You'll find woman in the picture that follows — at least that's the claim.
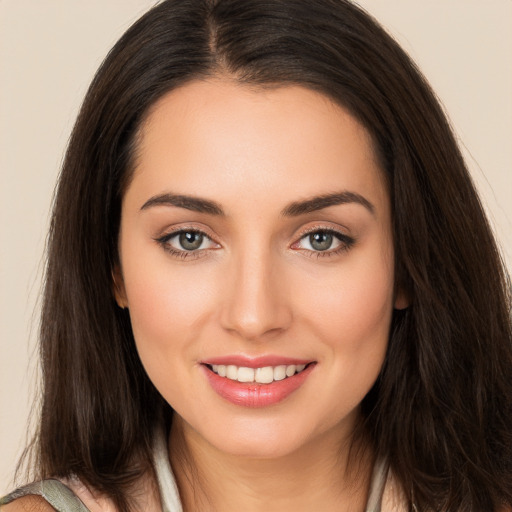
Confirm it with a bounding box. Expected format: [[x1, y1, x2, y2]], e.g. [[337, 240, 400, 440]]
[[2, 0, 511, 510]]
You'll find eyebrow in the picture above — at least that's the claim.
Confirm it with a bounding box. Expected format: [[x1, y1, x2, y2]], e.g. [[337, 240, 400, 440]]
[[141, 193, 224, 215], [140, 190, 375, 217], [281, 191, 375, 217]]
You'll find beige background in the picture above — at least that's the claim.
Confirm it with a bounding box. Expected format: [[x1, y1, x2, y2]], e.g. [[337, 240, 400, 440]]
[[1, 0, 511, 494]]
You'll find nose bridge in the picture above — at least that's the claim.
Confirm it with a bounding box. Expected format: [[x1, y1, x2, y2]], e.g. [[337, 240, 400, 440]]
[[220, 240, 291, 340]]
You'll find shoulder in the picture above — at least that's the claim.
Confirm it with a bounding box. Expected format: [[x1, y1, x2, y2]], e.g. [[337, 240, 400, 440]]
[[1, 478, 97, 512], [56, 476, 116, 512], [1, 495, 56, 512]]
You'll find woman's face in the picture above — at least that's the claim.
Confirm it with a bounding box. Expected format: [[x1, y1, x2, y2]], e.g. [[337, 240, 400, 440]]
[[116, 79, 403, 458]]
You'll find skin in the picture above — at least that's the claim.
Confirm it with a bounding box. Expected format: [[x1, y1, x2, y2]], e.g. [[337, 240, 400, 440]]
[[114, 78, 406, 511]]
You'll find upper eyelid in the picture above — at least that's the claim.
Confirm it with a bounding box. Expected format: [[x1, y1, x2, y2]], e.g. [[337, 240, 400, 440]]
[[294, 223, 351, 240], [156, 225, 218, 243]]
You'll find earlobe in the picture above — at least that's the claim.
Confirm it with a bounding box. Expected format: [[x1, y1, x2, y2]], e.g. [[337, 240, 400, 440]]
[[112, 265, 128, 309], [394, 287, 410, 310]]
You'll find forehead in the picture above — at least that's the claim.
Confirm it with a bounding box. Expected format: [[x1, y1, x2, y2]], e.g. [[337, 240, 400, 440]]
[[128, 79, 388, 214]]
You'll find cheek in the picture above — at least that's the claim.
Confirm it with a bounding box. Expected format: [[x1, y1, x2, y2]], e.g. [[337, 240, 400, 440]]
[[120, 241, 218, 361], [295, 251, 394, 345], [290, 251, 394, 419], [121, 258, 221, 408], [288, 241, 395, 416], [337, 269, 393, 343]]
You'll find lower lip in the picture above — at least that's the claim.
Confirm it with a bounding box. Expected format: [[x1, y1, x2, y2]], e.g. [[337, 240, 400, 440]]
[[202, 364, 315, 408]]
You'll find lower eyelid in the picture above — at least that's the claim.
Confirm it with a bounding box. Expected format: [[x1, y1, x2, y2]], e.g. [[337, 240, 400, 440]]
[[163, 247, 198, 259], [301, 238, 355, 259]]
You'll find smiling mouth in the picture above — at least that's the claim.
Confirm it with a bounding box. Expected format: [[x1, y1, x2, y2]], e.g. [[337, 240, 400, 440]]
[[205, 363, 312, 384]]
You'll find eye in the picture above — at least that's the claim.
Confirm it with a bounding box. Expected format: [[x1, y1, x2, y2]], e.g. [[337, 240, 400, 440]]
[[176, 231, 207, 251], [293, 229, 355, 256], [305, 231, 336, 251], [156, 229, 219, 256]]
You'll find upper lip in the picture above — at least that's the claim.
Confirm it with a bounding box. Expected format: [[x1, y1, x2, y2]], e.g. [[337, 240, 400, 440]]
[[201, 355, 314, 368]]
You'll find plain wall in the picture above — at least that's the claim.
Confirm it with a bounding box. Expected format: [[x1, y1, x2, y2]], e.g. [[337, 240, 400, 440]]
[[1, 0, 511, 494]]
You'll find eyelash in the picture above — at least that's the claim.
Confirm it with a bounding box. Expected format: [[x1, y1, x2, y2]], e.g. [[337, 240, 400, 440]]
[[155, 227, 355, 260], [155, 228, 217, 260], [292, 227, 356, 259]]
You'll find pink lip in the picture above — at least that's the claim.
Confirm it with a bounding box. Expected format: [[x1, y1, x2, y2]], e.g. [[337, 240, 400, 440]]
[[201, 359, 316, 408]]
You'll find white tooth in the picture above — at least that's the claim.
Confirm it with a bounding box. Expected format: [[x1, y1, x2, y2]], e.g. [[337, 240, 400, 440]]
[[217, 365, 226, 377], [212, 364, 219, 372], [226, 365, 238, 380], [296, 364, 306, 372], [255, 366, 274, 384], [273, 365, 287, 381], [285, 365, 296, 377], [237, 367, 255, 383]]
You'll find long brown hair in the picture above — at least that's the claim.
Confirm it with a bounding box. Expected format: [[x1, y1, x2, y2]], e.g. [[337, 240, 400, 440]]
[[29, 1, 512, 510]]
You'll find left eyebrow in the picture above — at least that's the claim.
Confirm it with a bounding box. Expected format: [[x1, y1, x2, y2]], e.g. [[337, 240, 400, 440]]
[[281, 191, 375, 217]]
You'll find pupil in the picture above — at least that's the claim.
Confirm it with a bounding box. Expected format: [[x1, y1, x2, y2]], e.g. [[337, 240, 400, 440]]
[[310, 232, 332, 251], [179, 232, 203, 250]]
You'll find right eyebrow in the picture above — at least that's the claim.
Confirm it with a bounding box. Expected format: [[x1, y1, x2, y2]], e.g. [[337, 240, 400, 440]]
[[140, 193, 225, 216]]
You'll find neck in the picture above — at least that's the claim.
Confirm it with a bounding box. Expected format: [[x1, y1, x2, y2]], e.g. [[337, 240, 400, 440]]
[[168, 414, 374, 512]]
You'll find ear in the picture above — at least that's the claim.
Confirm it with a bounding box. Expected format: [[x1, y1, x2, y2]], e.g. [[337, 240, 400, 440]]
[[394, 286, 410, 310], [112, 265, 128, 309]]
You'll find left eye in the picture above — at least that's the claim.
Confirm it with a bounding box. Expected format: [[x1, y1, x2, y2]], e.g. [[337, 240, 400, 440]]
[[295, 230, 349, 252], [160, 230, 216, 252]]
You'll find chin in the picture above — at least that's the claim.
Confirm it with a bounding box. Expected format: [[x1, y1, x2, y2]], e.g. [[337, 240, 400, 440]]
[[198, 410, 349, 461], [211, 430, 308, 460]]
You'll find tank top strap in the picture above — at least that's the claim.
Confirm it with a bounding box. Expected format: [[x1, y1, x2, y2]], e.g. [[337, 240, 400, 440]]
[[0, 479, 91, 511], [365, 457, 388, 512]]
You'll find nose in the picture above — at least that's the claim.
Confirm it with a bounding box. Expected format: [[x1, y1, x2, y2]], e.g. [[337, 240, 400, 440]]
[[220, 247, 292, 341]]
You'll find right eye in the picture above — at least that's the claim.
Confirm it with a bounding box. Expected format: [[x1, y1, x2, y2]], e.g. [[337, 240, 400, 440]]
[[156, 229, 219, 257]]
